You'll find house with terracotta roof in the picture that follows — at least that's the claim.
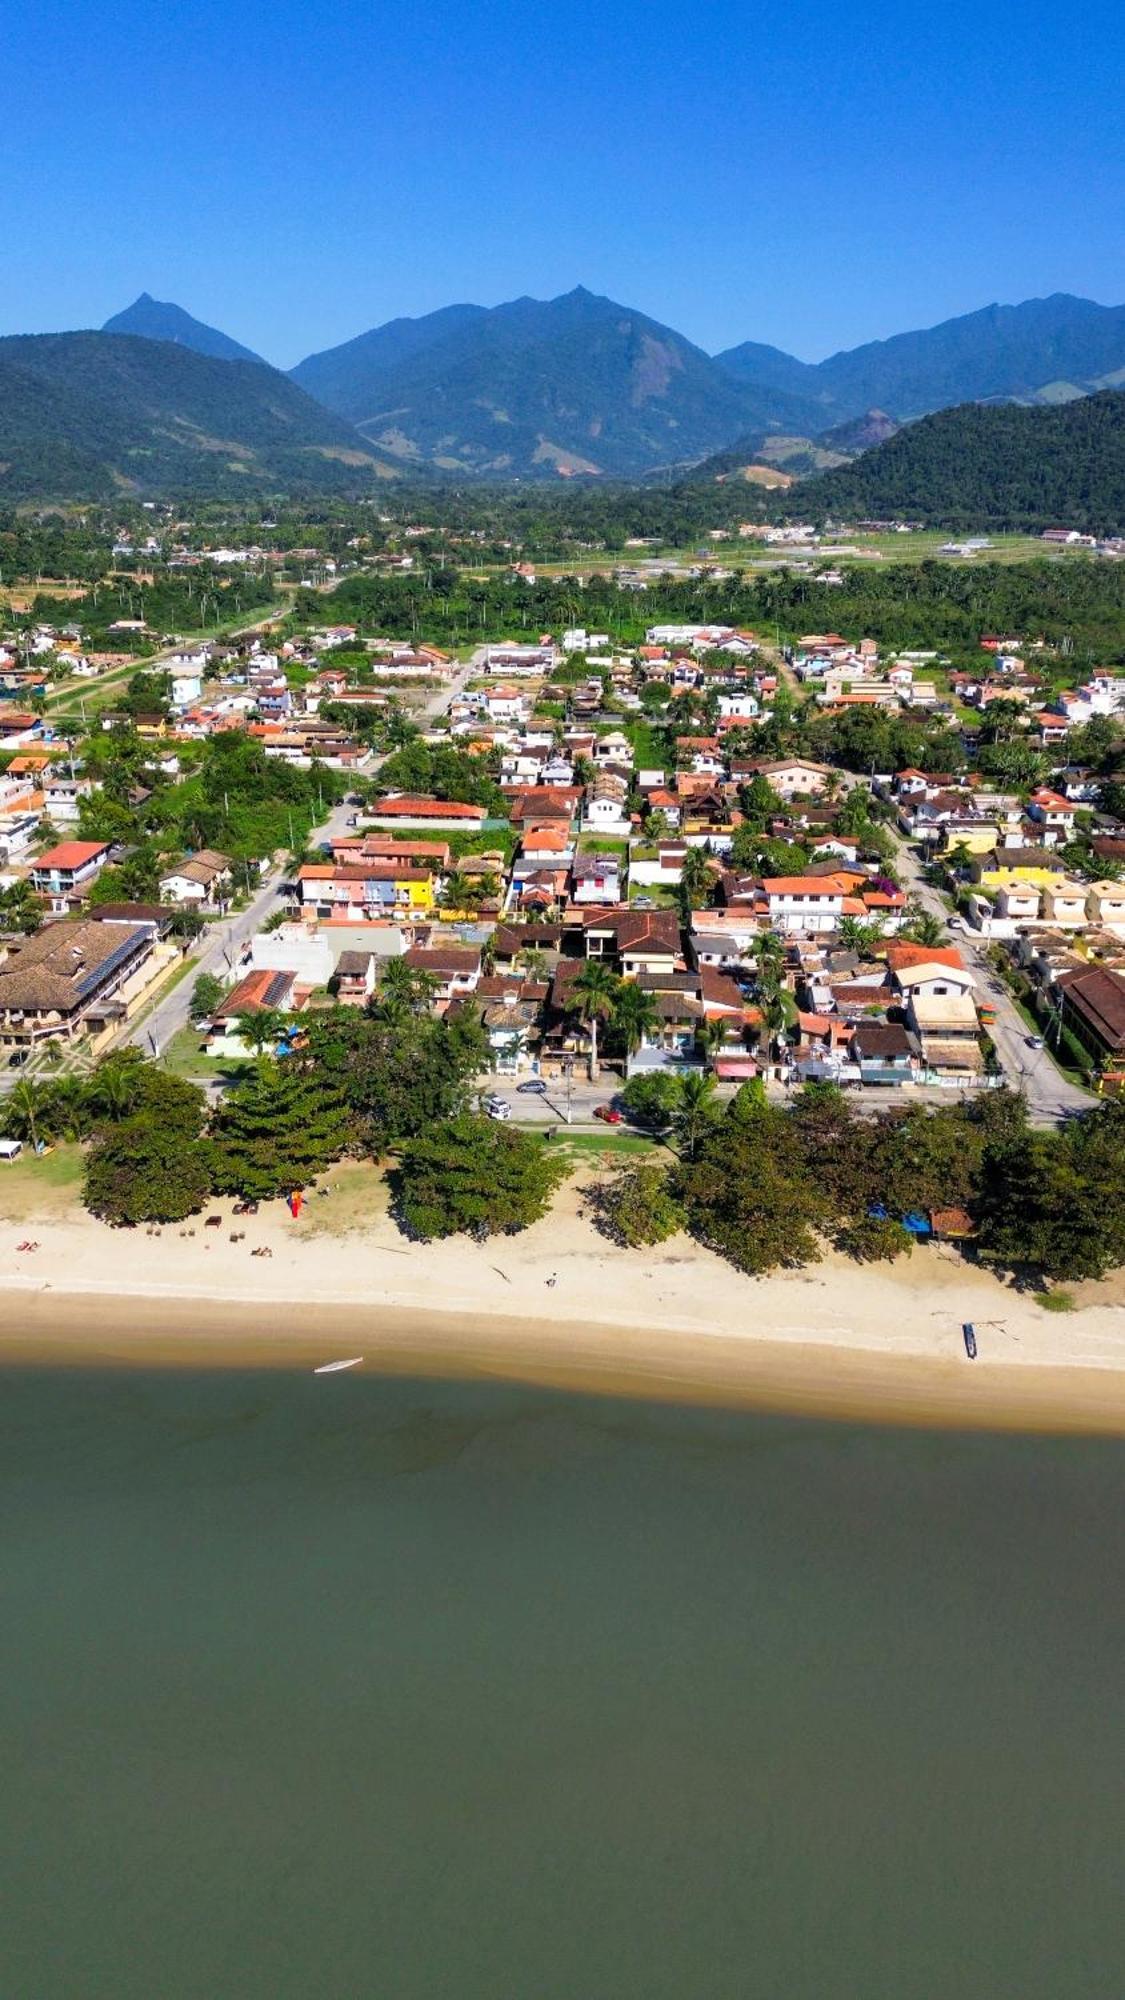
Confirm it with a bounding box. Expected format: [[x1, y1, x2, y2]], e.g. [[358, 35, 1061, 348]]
[[206, 968, 300, 1055], [885, 946, 982, 1075], [761, 872, 850, 935], [296, 861, 435, 918], [31, 839, 111, 908], [366, 795, 487, 828]]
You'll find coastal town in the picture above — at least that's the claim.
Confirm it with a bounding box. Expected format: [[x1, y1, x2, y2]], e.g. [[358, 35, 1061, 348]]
[[2, 509, 1125, 1316]]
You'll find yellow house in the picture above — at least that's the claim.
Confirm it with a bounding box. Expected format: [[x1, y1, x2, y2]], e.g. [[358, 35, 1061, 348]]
[[395, 871, 435, 913], [975, 850, 1064, 892], [941, 823, 999, 857]]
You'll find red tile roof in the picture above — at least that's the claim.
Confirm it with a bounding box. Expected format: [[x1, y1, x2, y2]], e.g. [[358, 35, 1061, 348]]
[[34, 840, 108, 869]]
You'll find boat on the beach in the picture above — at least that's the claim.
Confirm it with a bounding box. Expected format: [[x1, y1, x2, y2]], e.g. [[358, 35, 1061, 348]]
[[962, 1323, 978, 1361], [314, 1357, 365, 1374]]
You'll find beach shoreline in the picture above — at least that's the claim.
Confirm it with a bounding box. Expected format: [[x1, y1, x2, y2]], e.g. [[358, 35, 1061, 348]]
[[4, 1165, 1125, 1434], [5, 1276, 1125, 1438]]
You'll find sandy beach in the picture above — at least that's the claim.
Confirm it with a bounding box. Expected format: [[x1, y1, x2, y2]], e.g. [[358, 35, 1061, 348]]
[[4, 1162, 1125, 1433]]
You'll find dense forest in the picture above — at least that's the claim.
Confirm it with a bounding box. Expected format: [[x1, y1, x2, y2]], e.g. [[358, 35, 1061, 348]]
[[301, 556, 1125, 665], [790, 390, 1125, 533]]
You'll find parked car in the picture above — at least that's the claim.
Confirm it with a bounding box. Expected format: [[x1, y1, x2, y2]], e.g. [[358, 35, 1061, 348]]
[[517, 1078, 548, 1094], [593, 1104, 623, 1124], [1026, 1034, 1044, 1049], [485, 1097, 511, 1120]]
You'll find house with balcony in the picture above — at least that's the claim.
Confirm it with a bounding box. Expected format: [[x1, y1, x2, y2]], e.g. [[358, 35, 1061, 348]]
[[31, 839, 111, 910], [334, 949, 380, 1005], [760, 873, 848, 935], [576, 907, 681, 978], [402, 943, 482, 1010], [297, 862, 435, 920], [886, 944, 981, 1077], [0, 918, 155, 1051], [473, 975, 549, 1073]]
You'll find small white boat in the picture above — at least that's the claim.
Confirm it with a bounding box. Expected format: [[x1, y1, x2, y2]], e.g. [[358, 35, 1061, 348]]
[[314, 1356, 365, 1374]]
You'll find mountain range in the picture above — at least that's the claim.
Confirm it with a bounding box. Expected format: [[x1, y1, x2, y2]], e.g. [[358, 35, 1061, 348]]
[[0, 287, 1123, 499], [0, 334, 398, 502]]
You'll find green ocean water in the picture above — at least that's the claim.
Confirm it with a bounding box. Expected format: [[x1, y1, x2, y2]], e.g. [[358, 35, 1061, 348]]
[[2, 1368, 1123, 1999]]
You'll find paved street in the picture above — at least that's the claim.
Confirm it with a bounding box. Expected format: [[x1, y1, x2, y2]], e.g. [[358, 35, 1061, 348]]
[[122, 658, 476, 1060], [886, 825, 1092, 1125]]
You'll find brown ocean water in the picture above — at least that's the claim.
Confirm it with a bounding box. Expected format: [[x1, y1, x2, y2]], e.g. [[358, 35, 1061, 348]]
[[1, 1367, 1123, 1998]]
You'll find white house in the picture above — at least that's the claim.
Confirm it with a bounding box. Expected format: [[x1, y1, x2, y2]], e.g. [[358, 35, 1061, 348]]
[[761, 874, 846, 935], [159, 849, 234, 908]]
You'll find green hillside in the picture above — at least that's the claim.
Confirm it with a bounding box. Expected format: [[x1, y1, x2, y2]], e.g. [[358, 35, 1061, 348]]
[[0, 333, 399, 500], [793, 390, 1125, 532]]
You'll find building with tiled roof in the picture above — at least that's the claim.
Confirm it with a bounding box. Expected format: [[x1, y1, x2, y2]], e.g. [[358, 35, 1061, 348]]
[[0, 919, 154, 1050]]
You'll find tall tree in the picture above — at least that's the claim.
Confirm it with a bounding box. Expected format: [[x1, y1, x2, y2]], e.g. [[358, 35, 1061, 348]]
[[568, 960, 620, 1081], [396, 1115, 569, 1241]]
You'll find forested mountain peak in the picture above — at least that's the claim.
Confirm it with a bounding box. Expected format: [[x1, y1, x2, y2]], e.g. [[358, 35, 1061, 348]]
[[102, 295, 265, 366]]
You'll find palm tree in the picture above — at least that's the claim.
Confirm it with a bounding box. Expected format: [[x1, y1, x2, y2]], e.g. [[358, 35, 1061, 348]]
[[88, 1057, 143, 1123], [757, 987, 796, 1070], [5, 1077, 46, 1151], [838, 915, 885, 955], [611, 980, 661, 1057], [748, 931, 785, 986], [568, 959, 619, 1081], [41, 1075, 88, 1142], [373, 957, 438, 1020], [695, 1016, 729, 1068], [235, 1008, 283, 1067], [679, 845, 715, 913], [673, 1071, 719, 1161], [518, 946, 550, 983], [902, 909, 946, 949]]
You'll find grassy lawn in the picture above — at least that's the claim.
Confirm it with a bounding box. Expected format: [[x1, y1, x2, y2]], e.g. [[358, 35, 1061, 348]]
[[0, 1142, 85, 1220], [292, 1159, 391, 1237], [576, 835, 629, 856], [629, 883, 679, 906], [162, 1025, 252, 1086], [550, 1131, 657, 1157], [625, 720, 667, 767]]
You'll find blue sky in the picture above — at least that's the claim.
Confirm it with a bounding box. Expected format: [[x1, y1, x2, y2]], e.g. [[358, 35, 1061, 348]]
[[8, 0, 1124, 367]]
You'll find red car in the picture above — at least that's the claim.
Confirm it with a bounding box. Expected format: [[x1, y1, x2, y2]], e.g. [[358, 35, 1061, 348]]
[[593, 1104, 623, 1124]]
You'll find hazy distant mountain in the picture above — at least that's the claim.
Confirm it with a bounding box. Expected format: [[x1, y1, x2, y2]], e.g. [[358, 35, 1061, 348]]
[[0, 333, 400, 500], [715, 294, 1125, 425], [103, 293, 264, 365], [793, 389, 1125, 532], [289, 288, 815, 478], [292, 304, 488, 416]]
